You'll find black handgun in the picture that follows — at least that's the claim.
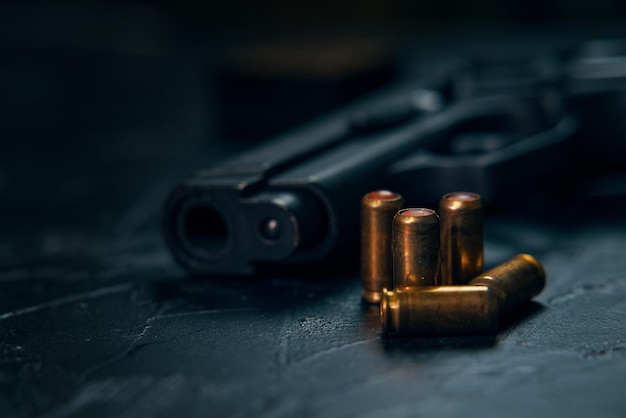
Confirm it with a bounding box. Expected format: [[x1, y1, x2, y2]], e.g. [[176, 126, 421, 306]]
[[162, 38, 626, 276]]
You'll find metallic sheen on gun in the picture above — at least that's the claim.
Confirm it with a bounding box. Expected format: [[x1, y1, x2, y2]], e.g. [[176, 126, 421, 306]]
[[162, 86, 574, 275]]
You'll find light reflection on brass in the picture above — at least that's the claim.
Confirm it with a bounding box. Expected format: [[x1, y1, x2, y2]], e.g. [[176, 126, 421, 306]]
[[380, 286, 499, 336], [469, 253, 546, 313], [439, 191, 483, 285], [361, 190, 404, 303], [381, 254, 546, 336], [392, 208, 440, 289]]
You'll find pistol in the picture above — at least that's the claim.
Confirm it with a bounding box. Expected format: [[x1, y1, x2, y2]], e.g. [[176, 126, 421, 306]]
[[162, 38, 626, 276]]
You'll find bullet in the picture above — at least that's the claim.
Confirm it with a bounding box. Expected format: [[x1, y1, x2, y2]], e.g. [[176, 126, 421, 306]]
[[361, 190, 405, 303], [392, 208, 440, 288], [470, 253, 546, 313], [380, 286, 500, 336], [439, 191, 484, 285], [380, 254, 547, 336]]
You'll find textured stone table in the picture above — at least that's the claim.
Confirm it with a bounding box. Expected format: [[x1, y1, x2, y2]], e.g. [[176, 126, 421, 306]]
[[1, 13, 626, 417]]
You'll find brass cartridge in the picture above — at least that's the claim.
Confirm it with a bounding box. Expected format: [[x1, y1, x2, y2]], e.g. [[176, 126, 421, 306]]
[[470, 253, 546, 313], [380, 254, 546, 336], [380, 286, 500, 336], [439, 191, 484, 285], [361, 190, 405, 303], [392, 208, 440, 288]]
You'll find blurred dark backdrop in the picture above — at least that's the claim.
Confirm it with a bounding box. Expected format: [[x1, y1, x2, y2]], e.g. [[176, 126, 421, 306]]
[[1, 0, 626, 232]]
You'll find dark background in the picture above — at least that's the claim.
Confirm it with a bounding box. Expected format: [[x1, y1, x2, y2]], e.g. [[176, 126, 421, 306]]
[[2, 2, 626, 417]]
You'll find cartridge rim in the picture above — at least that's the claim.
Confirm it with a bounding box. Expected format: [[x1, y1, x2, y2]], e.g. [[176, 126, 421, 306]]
[[380, 288, 397, 334], [364, 190, 403, 203], [362, 289, 383, 304], [398, 208, 434, 217], [440, 192, 482, 212], [443, 191, 480, 202], [394, 208, 438, 225]]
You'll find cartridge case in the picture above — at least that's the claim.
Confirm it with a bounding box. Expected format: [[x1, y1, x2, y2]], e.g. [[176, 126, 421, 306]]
[[439, 191, 484, 285], [380, 286, 500, 336], [392, 208, 440, 288], [470, 254, 546, 313], [361, 190, 405, 303]]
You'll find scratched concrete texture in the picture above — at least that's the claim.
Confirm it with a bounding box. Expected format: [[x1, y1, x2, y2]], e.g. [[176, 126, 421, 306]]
[[2, 8, 626, 417], [1, 152, 626, 418]]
